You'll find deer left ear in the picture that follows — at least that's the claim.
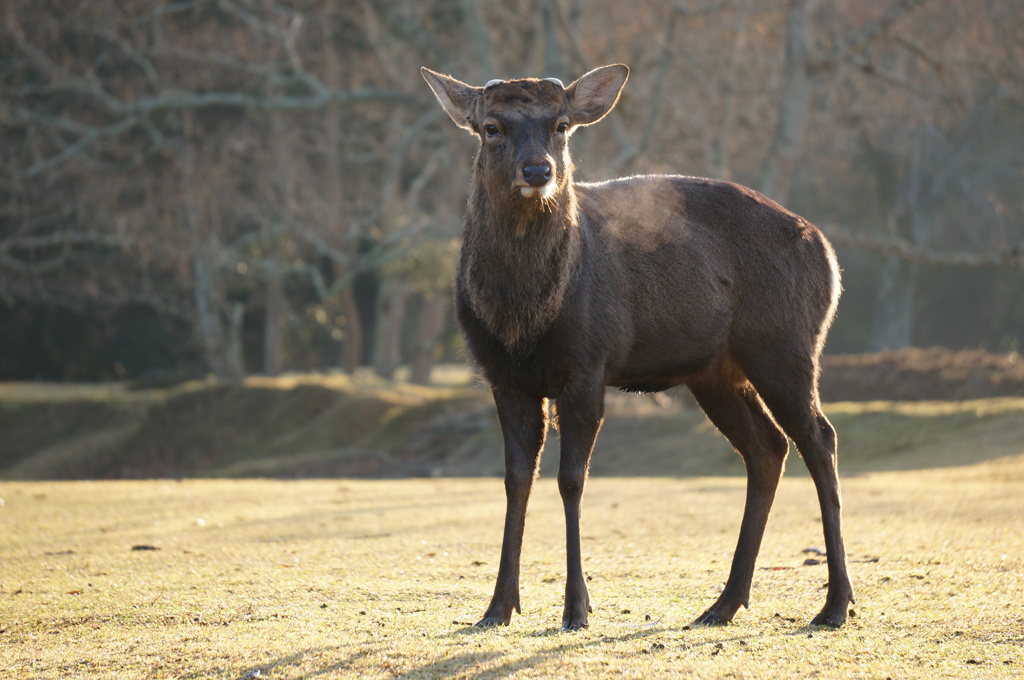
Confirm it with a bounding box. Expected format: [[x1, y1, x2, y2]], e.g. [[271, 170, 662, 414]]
[[566, 64, 629, 127], [421, 67, 482, 133]]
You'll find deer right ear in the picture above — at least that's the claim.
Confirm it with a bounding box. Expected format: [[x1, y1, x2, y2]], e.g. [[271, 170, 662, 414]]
[[421, 67, 482, 133]]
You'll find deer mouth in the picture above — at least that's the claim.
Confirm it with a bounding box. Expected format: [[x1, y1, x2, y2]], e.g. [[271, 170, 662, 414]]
[[516, 183, 557, 200]]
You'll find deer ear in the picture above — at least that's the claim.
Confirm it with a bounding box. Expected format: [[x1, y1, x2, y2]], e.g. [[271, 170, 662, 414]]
[[566, 64, 629, 126], [421, 67, 481, 133]]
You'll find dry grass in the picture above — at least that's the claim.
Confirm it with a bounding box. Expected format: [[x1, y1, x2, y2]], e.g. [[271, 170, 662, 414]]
[[3, 455, 1023, 679]]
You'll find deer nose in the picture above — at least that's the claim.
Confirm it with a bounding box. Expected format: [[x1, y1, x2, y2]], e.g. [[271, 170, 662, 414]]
[[522, 164, 552, 187]]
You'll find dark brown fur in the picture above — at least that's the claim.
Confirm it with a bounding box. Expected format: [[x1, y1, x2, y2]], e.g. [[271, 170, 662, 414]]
[[422, 64, 853, 631]]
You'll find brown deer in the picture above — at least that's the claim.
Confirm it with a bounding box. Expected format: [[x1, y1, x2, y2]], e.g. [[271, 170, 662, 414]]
[[421, 63, 853, 631]]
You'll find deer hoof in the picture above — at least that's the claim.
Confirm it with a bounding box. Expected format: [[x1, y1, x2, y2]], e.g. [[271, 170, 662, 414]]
[[809, 608, 847, 628], [692, 609, 732, 626], [561, 617, 589, 632], [475, 615, 511, 628]]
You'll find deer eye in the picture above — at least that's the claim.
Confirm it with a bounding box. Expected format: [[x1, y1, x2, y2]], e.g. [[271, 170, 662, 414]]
[[555, 122, 569, 134], [483, 124, 501, 139]]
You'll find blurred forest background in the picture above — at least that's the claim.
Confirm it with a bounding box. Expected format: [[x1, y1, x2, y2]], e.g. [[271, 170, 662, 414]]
[[2, 0, 1023, 383]]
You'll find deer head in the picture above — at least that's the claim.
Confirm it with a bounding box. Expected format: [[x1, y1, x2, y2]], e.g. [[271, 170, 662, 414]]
[[422, 65, 629, 210]]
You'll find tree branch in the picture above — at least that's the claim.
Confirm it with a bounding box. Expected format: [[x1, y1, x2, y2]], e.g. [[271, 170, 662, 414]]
[[832, 0, 933, 58], [16, 113, 145, 178], [821, 223, 1024, 269]]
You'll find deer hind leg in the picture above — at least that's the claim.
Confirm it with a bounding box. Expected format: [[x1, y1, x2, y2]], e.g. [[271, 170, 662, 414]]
[[689, 372, 790, 625], [742, 351, 854, 628]]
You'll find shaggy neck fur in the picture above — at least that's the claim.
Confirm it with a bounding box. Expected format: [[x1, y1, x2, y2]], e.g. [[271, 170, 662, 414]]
[[459, 164, 581, 353]]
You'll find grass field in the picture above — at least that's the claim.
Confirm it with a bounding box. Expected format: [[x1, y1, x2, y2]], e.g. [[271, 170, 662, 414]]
[[3, 455, 1023, 678]]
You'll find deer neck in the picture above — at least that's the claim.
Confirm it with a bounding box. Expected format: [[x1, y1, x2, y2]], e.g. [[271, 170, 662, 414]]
[[460, 181, 581, 352]]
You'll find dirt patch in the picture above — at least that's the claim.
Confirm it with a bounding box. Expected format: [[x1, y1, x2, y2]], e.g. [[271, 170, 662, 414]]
[[821, 347, 1024, 402]]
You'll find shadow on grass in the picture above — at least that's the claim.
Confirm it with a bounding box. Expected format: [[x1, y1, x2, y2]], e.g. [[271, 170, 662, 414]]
[[410, 625, 668, 679], [174, 622, 802, 680], [392, 651, 506, 680], [426, 617, 829, 679], [178, 647, 378, 680]]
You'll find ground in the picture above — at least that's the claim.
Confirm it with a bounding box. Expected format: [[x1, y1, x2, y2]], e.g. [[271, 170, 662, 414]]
[[1, 348, 1022, 678], [2, 466, 1022, 679]]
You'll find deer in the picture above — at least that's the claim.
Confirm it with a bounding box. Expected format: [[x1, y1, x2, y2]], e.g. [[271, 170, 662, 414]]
[[421, 63, 853, 631]]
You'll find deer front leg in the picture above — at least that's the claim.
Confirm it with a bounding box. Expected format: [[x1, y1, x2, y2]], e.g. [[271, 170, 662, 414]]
[[555, 383, 605, 631], [476, 390, 548, 627]]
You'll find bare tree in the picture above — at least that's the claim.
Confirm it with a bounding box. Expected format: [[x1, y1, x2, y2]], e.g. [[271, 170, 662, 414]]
[[2, 0, 1022, 381], [1, 0, 419, 377]]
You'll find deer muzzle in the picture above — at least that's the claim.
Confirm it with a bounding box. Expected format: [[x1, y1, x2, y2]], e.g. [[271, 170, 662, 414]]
[[515, 159, 556, 198]]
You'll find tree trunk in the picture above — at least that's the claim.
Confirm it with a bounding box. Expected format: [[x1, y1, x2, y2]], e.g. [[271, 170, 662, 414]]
[[708, 5, 750, 180], [263, 106, 296, 376], [192, 250, 227, 376], [226, 301, 246, 377], [322, 31, 364, 374], [263, 263, 285, 375], [540, 0, 563, 80], [338, 283, 363, 374], [180, 115, 244, 380], [191, 249, 245, 379], [869, 254, 916, 351], [372, 279, 411, 379], [409, 294, 447, 385], [460, 0, 495, 79], [759, 0, 813, 204]]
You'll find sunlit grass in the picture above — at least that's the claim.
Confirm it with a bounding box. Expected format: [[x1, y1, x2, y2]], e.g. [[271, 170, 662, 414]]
[[2, 463, 1022, 679]]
